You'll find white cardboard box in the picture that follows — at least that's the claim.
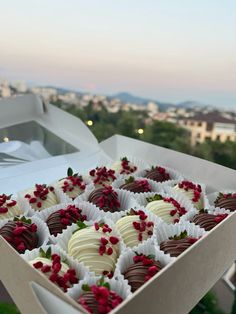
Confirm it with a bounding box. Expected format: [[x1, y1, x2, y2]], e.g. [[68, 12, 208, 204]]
[[0, 95, 236, 314]]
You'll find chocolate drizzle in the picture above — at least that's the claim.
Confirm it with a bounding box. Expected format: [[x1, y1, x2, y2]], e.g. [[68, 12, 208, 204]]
[[0, 221, 38, 252], [160, 237, 196, 257], [215, 194, 236, 212], [145, 167, 170, 183], [120, 179, 151, 193], [88, 187, 120, 212], [192, 213, 216, 231], [124, 260, 162, 292], [46, 205, 86, 236], [78, 290, 122, 314]]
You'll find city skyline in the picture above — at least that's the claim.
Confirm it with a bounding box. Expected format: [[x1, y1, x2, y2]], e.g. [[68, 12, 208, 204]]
[[0, 0, 236, 107]]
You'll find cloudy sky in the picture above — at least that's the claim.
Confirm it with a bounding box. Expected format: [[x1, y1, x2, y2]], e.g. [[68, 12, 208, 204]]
[[0, 0, 236, 107]]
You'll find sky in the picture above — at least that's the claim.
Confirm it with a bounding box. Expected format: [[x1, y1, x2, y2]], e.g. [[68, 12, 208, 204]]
[[0, 0, 236, 107]]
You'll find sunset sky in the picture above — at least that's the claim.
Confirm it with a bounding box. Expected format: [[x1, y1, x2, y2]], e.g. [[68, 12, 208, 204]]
[[0, 0, 236, 107]]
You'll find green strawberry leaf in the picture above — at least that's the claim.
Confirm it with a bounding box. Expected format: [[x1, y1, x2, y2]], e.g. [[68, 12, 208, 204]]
[[82, 284, 91, 291], [67, 167, 73, 177], [125, 176, 135, 184], [39, 248, 46, 258], [45, 247, 52, 259], [170, 230, 188, 240], [77, 221, 87, 230], [146, 194, 163, 203]]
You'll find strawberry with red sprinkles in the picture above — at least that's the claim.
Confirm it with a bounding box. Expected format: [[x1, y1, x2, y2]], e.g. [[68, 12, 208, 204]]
[[89, 167, 117, 187], [111, 157, 138, 175], [214, 192, 236, 212], [145, 166, 170, 183], [124, 253, 163, 292], [68, 222, 120, 276], [0, 194, 22, 219], [119, 176, 152, 194], [174, 180, 203, 210], [78, 278, 123, 314], [46, 204, 87, 236], [88, 186, 120, 213], [0, 216, 38, 253], [116, 209, 154, 248], [146, 194, 187, 224], [57, 168, 87, 199], [29, 247, 79, 292], [24, 184, 58, 211]]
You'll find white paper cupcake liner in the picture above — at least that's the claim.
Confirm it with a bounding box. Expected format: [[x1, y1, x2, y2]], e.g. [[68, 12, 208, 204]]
[[180, 206, 231, 225], [0, 215, 50, 253], [55, 219, 125, 276], [112, 177, 162, 197], [113, 207, 157, 250], [17, 186, 67, 216], [74, 188, 139, 223], [154, 221, 207, 258], [51, 175, 94, 203], [207, 190, 236, 208], [107, 155, 150, 178], [135, 164, 183, 187], [67, 276, 132, 302], [22, 244, 89, 287], [35, 201, 102, 244], [114, 238, 174, 284], [162, 182, 210, 211], [134, 190, 195, 225]]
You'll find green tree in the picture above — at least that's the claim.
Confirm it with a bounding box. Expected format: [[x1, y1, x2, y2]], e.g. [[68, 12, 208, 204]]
[[189, 292, 225, 314], [193, 140, 236, 170], [143, 121, 191, 153]]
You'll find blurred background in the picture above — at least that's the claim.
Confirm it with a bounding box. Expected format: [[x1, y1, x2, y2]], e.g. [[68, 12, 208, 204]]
[[0, 0, 236, 313]]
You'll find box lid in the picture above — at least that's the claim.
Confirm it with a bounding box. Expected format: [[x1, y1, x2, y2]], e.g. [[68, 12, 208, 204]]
[[0, 94, 108, 193]]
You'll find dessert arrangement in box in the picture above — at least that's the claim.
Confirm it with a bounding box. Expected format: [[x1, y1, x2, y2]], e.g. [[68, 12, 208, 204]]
[[0, 155, 234, 314]]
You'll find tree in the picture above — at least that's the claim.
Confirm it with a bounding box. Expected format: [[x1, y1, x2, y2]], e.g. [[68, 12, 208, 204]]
[[143, 121, 192, 154], [193, 140, 236, 170], [190, 292, 225, 314]]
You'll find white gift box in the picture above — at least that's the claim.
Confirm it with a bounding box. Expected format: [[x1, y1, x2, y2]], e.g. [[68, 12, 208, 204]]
[[0, 95, 236, 314]]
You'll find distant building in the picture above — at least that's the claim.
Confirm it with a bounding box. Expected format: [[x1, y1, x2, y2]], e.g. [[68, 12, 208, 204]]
[[30, 87, 57, 100], [153, 112, 169, 121], [147, 102, 159, 114], [178, 112, 236, 145], [13, 81, 27, 93]]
